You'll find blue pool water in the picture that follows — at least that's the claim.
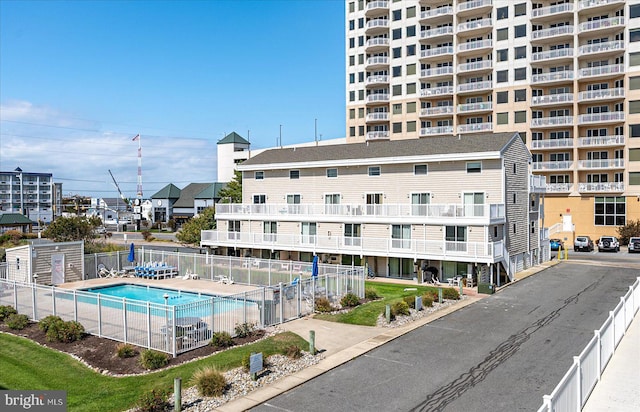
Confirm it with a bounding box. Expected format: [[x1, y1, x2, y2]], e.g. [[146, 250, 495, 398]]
[[82, 284, 212, 306]]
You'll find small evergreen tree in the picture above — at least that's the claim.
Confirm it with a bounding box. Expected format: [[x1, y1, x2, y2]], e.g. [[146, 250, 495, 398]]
[[175, 207, 216, 245], [617, 219, 640, 245], [217, 170, 242, 203]]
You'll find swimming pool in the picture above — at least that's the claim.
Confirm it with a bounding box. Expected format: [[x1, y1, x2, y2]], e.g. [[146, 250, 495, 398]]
[[82, 284, 213, 306]]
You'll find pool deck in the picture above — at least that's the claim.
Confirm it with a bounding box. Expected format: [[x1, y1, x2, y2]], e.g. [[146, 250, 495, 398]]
[[57, 277, 262, 297]]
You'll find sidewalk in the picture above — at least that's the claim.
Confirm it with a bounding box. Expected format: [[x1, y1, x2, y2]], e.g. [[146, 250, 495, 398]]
[[582, 314, 640, 412]]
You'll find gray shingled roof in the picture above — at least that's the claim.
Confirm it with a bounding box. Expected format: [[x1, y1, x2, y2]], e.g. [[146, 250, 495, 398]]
[[194, 183, 227, 199], [240, 132, 520, 167], [173, 183, 214, 208]]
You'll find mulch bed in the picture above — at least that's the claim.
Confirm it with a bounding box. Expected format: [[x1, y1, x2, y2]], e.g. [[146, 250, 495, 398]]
[[0, 322, 265, 375]]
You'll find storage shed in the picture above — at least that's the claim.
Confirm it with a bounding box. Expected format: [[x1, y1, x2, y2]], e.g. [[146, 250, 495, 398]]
[[5, 241, 84, 285]]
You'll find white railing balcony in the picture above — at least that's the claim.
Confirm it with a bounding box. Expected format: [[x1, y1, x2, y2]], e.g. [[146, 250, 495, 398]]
[[365, 75, 389, 85], [458, 122, 493, 133], [457, 39, 492, 53], [531, 93, 574, 106], [532, 48, 574, 62], [578, 111, 624, 124], [532, 25, 574, 40], [531, 71, 574, 84], [531, 138, 574, 150], [457, 18, 492, 32], [201, 230, 505, 262], [366, 19, 389, 30], [366, 112, 389, 121], [420, 126, 454, 136], [457, 60, 493, 72], [530, 175, 547, 194], [367, 131, 390, 140], [365, 1, 388, 12], [531, 116, 573, 127], [420, 106, 454, 116], [421, 46, 454, 58], [420, 6, 453, 20], [420, 86, 454, 97], [578, 182, 624, 193], [546, 183, 573, 193], [532, 2, 574, 18], [578, 64, 623, 79], [365, 93, 390, 103], [577, 88, 624, 102], [457, 81, 492, 93], [532, 161, 574, 171], [366, 56, 389, 66], [578, 158, 624, 169], [421, 66, 454, 78], [457, 0, 493, 13], [579, 41, 624, 56], [366, 37, 390, 48], [420, 26, 453, 39], [579, 16, 625, 33], [578, 135, 624, 147], [457, 102, 492, 113], [579, 0, 625, 11]]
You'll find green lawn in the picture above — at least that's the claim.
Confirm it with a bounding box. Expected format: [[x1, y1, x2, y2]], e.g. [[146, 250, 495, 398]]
[[314, 281, 457, 326], [0, 331, 307, 412]]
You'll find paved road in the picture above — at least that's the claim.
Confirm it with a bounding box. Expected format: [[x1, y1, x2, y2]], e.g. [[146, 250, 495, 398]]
[[251, 258, 640, 412]]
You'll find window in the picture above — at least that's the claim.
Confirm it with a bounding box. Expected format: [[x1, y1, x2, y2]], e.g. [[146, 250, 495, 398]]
[[368, 166, 381, 176], [289, 170, 299, 179], [349, 126, 355, 137], [393, 103, 402, 114], [497, 49, 508, 62], [393, 47, 401, 58], [392, 66, 401, 77], [287, 194, 301, 204], [632, 4, 640, 18], [630, 124, 640, 137], [514, 3, 526, 16], [349, 55, 355, 66], [515, 25, 526, 38], [255, 171, 264, 180], [631, 52, 640, 66], [515, 46, 526, 59], [497, 28, 508, 41], [349, 20, 354, 30], [406, 101, 416, 113], [407, 121, 416, 132], [414, 164, 427, 175], [349, 109, 355, 119], [515, 89, 526, 102], [392, 84, 402, 95], [630, 172, 640, 185], [392, 122, 402, 133], [326, 168, 338, 178], [406, 83, 416, 94], [467, 161, 482, 173], [630, 77, 640, 90], [392, 28, 401, 40], [228, 220, 240, 240], [445, 226, 467, 244], [253, 194, 266, 204], [349, 2, 354, 13], [406, 63, 416, 75], [630, 101, 640, 114], [406, 6, 415, 18], [631, 29, 640, 43], [391, 224, 411, 249], [406, 26, 415, 37], [300, 222, 316, 245], [349, 91, 355, 101], [411, 193, 430, 216], [263, 221, 277, 242], [594, 197, 625, 226], [349, 73, 355, 84], [497, 112, 508, 125], [515, 111, 526, 123], [344, 223, 361, 246], [630, 148, 640, 162], [497, 91, 508, 104], [514, 67, 526, 81], [497, 70, 508, 83], [349, 38, 355, 49], [358, 107, 365, 118], [406, 45, 416, 56], [497, 6, 508, 20], [359, 126, 365, 136], [392, 9, 401, 20]]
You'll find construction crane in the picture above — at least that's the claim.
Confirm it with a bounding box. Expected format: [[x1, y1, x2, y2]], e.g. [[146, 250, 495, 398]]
[[108, 169, 130, 211]]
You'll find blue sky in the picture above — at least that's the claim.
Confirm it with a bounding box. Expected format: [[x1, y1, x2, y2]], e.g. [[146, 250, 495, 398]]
[[0, 0, 345, 198]]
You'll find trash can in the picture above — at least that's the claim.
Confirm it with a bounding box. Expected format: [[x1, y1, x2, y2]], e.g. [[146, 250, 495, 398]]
[[478, 283, 495, 295]]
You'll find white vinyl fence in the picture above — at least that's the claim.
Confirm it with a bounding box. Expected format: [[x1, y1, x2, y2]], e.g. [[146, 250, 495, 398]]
[[537, 276, 640, 412]]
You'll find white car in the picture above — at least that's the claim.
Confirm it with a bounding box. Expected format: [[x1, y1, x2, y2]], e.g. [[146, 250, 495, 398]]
[[597, 236, 620, 253], [629, 237, 640, 254]]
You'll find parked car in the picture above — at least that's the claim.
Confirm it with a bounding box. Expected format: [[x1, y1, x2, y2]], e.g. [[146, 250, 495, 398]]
[[550, 238, 564, 251], [574, 236, 594, 252], [628, 237, 640, 253], [94, 226, 107, 235], [597, 236, 620, 252]]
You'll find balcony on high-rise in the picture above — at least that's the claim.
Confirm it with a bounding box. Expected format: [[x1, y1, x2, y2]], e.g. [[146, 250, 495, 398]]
[[578, 0, 626, 12], [546, 183, 573, 193], [365, 93, 390, 103], [420, 86, 454, 97], [531, 25, 574, 41], [577, 111, 624, 124], [365, 18, 389, 34], [531, 93, 574, 107], [420, 66, 454, 80], [365, 0, 389, 15], [420, 26, 454, 40], [457, 122, 493, 133], [366, 130, 390, 140], [578, 16, 625, 34], [365, 55, 389, 68], [365, 74, 389, 86], [457, 102, 493, 113], [531, 138, 574, 150], [532, 48, 574, 63], [578, 40, 624, 57], [531, 70, 574, 85], [457, 39, 492, 54], [457, 60, 493, 73], [578, 64, 624, 79], [532, 161, 574, 171], [457, 18, 492, 34], [531, 116, 574, 127], [420, 125, 454, 136], [531, 2, 574, 20], [365, 37, 390, 51], [457, 80, 492, 94], [578, 158, 624, 169], [457, 0, 493, 16], [578, 182, 624, 193], [419, 6, 453, 22], [578, 134, 624, 148], [420, 106, 454, 117], [577, 88, 624, 102], [365, 112, 390, 122], [420, 46, 454, 58]]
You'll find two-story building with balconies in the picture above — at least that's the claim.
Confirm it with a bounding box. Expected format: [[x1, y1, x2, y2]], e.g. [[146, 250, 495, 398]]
[[201, 132, 547, 286]]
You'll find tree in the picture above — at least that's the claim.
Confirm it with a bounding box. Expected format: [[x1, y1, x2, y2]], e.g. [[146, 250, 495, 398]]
[[175, 207, 216, 245], [217, 170, 242, 203], [617, 219, 640, 245], [42, 216, 102, 242]]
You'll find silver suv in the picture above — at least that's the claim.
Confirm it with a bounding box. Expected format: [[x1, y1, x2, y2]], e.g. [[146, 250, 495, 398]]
[[597, 236, 620, 253], [628, 237, 640, 254]]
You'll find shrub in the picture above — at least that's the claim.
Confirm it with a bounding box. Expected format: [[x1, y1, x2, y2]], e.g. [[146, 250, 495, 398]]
[[116, 343, 137, 358], [141, 231, 154, 242], [282, 345, 302, 359], [5, 313, 29, 330], [422, 294, 434, 307], [0, 305, 18, 322], [340, 293, 360, 308], [135, 388, 169, 412], [38, 315, 63, 333], [139, 350, 169, 370], [45, 320, 85, 343], [234, 322, 256, 338], [241, 353, 251, 372], [391, 300, 410, 318], [403, 295, 417, 309], [424, 289, 439, 302], [210, 331, 234, 348], [442, 288, 460, 300], [364, 287, 379, 300], [190, 366, 228, 397], [314, 297, 334, 313]]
